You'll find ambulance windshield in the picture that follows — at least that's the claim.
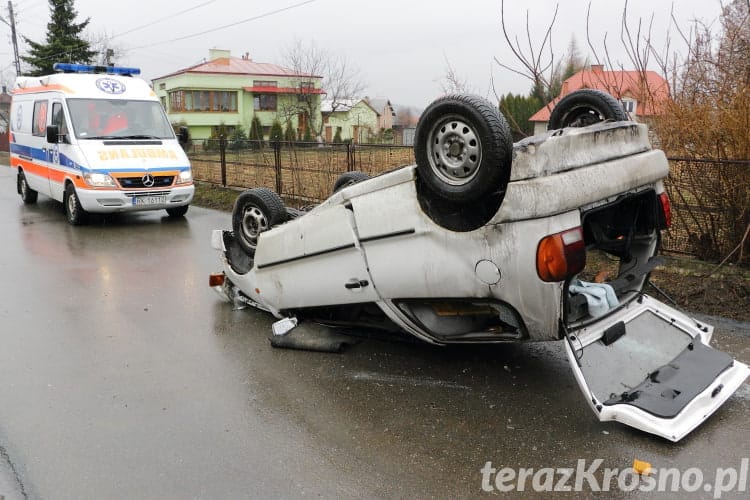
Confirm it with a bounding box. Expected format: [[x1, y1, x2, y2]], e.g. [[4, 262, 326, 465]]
[[66, 99, 175, 140]]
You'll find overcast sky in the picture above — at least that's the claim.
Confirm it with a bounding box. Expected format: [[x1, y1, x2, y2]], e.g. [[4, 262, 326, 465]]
[[7, 0, 725, 108]]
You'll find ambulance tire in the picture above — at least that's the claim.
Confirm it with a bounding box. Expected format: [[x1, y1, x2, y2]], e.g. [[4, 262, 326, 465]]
[[166, 205, 189, 217], [64, 183, 88, 225], [18, 171, 38, 204]]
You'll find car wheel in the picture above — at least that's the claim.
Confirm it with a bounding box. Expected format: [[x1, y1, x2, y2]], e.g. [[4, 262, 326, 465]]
[[548, 89, 628, 130], [332, 171, 370, 194], [64, 183, 87, 225], [18, 171, 38, 204], [166, 205, 189, 217], [232, 188, 287, 255], [414, 94, 513, 205]]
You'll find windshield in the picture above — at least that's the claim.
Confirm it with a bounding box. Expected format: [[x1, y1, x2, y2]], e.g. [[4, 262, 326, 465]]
[[67, 99, 175, 140]]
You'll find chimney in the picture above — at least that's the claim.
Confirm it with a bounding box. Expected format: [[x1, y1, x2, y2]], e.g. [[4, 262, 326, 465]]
[[242, 52, 251, 61], [208, 48, 231, 61]]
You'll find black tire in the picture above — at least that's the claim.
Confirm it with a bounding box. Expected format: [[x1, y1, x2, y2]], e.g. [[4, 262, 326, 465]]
[[18, 171, 38, 204], [548, 89, 628, 130], [332, 171, 370, 194], [166, 205, 189, 217], [232, 188, 287, 255], [64, 183, 87, 225], [414, 94, 513, 205]]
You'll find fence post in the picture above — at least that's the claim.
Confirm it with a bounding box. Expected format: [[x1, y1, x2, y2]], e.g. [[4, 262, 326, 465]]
[[346, 143, 353, 172], [219, 135, 227, 187], [274, 141, 282, 194]]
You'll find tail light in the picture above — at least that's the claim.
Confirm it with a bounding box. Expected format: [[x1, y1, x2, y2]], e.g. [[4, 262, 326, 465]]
[[209, 273, 225, 287], [536, 227, 586, 282], [658, 192, 672, 228]]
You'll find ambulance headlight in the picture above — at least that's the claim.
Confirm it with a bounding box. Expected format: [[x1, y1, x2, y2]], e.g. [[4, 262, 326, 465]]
[[176, 170, 193, 185], [83, 172, 116, 187]]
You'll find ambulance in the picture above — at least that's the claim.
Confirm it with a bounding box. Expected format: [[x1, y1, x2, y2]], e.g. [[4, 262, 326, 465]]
[[9, 63, 194, 224]]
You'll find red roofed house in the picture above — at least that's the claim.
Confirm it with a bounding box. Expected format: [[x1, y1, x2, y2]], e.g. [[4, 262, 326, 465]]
[[152, 49, 324, 140], [529, 65, 669, 135]]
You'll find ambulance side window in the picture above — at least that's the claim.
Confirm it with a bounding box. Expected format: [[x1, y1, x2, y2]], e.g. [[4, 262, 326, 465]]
[[51, 102, 70, 143], [32, 100, 48, 137]]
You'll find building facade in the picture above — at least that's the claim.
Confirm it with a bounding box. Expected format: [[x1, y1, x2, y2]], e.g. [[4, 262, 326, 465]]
[[529, 65, 669, 135], [321, 99, 379, 143], [152, 49, 324, 141]]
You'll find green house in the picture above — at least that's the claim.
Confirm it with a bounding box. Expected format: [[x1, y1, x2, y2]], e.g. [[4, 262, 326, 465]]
[[152, 49, 324, 141], [321, 98, 379, 143]]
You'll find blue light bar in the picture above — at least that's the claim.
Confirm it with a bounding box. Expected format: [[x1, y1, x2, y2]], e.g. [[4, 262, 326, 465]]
[[52, 63, 141, 76]]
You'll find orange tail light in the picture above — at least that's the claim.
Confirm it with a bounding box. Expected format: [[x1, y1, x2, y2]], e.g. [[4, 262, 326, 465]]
[[536, 227, 586, 282], [209, 273, 225, 287]]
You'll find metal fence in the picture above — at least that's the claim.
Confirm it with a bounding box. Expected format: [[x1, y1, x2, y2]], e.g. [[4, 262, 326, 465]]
[[187, 139, 415, 206], [660, 157, 749, 262], [188, 141, 748, 261]]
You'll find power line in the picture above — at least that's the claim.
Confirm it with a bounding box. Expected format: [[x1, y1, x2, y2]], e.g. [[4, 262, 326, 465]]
[[110, 0, 217, 39], [129, 0, 317, 51]]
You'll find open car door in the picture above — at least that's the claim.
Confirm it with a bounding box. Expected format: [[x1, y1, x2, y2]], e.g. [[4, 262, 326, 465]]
[[564, 294, 749, 442]]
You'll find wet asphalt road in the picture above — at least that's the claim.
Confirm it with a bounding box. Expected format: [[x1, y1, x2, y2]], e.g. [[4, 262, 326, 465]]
[[0, 166, 748, 499]]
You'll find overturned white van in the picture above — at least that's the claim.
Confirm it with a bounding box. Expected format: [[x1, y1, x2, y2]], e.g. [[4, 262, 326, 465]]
[[9, 63, 194, 224]]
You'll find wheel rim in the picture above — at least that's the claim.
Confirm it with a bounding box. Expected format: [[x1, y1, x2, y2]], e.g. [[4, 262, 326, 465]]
[[565, 106, 605, 127], [426, 115, 482, 186], [67, 191, 78, 218], [240, 205, 268, 249], [20, 177, 27, 198]]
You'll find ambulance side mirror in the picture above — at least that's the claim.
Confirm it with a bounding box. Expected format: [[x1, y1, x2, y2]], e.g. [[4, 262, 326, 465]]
[[178, 126, 189, 148], [46, 125, 60, 144]]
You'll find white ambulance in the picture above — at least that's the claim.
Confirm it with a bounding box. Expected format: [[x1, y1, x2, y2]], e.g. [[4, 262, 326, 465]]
[[9, 63, 194, 224]]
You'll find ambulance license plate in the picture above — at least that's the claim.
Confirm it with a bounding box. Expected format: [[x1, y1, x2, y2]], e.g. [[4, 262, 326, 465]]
[[132, 195, 166, 206]]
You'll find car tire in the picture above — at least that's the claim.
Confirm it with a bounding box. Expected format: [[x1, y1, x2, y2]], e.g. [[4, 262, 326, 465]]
[[414, 94, 513, 205], [548, 89, 628, 130], [18, 171, 38, 204], [166, 205, 189, 217], [64, 183, 87, 225], [232, 188, 287, 255], [332, 171, 370, 194]]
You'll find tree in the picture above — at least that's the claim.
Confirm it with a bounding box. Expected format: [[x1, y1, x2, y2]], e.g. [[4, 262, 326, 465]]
[[283, 120, 296, 142], [269, 120, 284, 142], [439, 55, 473, 94], [282, 39, 366, 138], [22, 0, 96, 76], [248, 116, 263, 142], [499, 93, 542, 140]]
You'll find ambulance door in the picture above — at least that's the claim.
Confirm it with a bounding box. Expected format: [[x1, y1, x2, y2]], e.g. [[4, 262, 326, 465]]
[[48, 100, 72, 201], [28, 98, 51, 197]]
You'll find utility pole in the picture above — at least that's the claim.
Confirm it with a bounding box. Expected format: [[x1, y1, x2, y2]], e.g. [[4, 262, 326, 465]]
[[0, 1, 21, 75]]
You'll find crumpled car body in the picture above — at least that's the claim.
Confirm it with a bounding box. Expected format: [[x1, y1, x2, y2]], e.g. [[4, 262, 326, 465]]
[[210, 94, 748, 442]]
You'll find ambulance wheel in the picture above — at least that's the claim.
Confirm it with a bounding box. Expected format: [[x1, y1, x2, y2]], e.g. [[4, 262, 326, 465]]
[[547, 89, 628, 129], [64, 183, 88, 225], [414, 94, 513, 205], [18, 171, 38, 204], [332, 171, 370, 194], [166, 205, 189, 217], [232, 188, 287, 255]]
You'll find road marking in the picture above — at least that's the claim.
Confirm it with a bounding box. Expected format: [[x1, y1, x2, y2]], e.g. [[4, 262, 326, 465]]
[[349, 371, 470, 390]]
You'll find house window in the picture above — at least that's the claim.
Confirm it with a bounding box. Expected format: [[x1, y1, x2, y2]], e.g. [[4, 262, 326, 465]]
[[254, 94, 277, 111], [159, 83, 166, 90], [622, 99, 636, 113], [253, 80, 277, 88], [168, 90, 238, 112]]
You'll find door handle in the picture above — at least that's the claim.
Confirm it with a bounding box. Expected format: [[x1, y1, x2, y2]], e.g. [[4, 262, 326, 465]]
[[345, 279, 369, 289]]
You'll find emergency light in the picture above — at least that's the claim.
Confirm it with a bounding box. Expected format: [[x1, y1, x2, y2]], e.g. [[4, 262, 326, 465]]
[[52, 63, 141, 76]]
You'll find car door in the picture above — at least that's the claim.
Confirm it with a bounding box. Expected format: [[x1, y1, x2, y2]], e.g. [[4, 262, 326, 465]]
[[252, 203, 379, 309], [564, 294, 749, 442]]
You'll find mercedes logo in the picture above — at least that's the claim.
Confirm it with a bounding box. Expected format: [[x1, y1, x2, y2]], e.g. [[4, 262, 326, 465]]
[[142, 174, 155, 188]]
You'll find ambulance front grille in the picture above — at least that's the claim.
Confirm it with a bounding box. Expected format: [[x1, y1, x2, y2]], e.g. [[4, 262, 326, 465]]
[[117, 176, 174, 189]]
